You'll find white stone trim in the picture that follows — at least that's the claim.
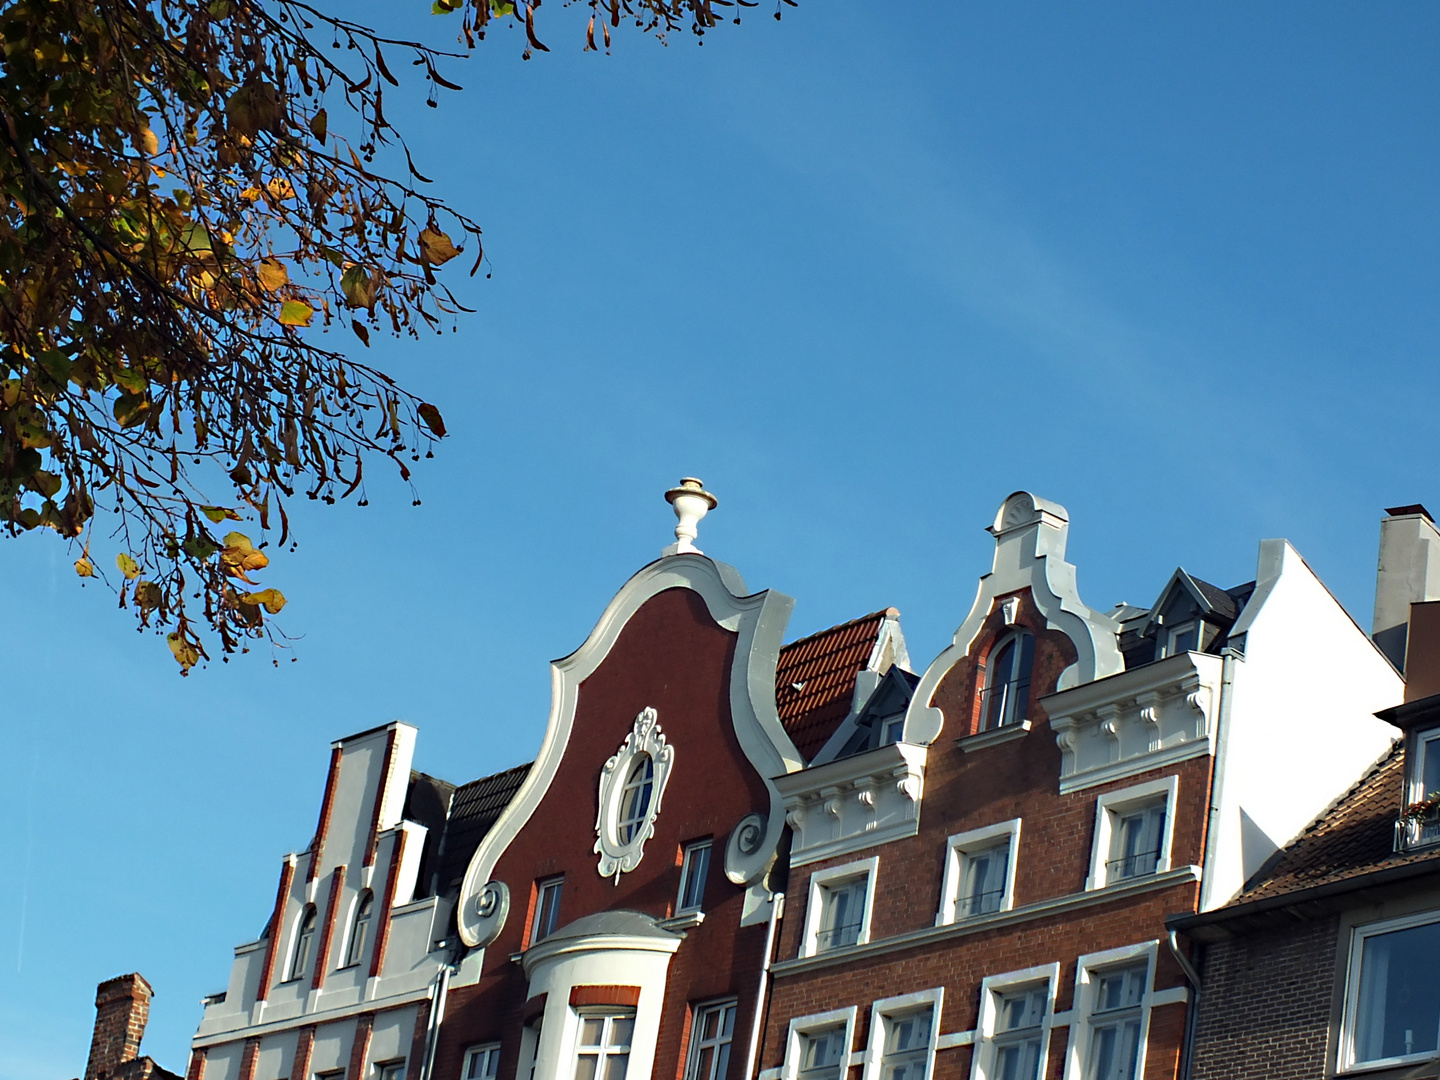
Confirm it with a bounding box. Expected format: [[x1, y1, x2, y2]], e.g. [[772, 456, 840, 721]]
[[778, 744, 927, 868], [1085, 776, 1180, 891], [801, 857, 881, 958], [780, 1006, 859, 1080], [957, 721, 1032, 753], [593, 708, 675, 881], [771, 866, 1201, 977], [1061, 941, 1160, 1080], [935, 1031, 974, 1050], [458, 555, 800, 946], [192, 986, 436, 1047], [860, 988, 944, 1080], [902, 492, 1124, 746], [936, 819, 1022, 926], [969, 963, 1060, 1080]]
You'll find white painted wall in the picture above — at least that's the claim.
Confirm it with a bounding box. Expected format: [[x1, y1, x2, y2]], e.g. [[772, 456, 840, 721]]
[[255, 1029, 299, 1080], [1201, 539, 1403, 910]]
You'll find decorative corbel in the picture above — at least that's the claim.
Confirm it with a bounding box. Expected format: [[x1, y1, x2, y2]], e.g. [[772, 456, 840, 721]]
[[1136, 691, 1163, 753]]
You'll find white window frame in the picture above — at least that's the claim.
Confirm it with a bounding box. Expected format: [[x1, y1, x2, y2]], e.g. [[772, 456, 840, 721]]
[[1337, 908, 1440, 1072], [573, 1009, 636, 1080], [285, 904, 318, 983], [936, 819, 1021, 926], [374, 1062, 405, 1080], [781, 1007, 858, 1080], [685, 998, 740, 1080], [981, 631, 1035, 731], [859, 988, 943, 1080], [1412, 727, 1440, 802], [532, 876, 565, 945], [677, 839, 713, 915], [342, 889, 374, 969], [462, 1043, 502, 1080], [1085, 777, 1178, 891], [969, 963, 1059, 1080], [1161, 622, 1198, 658], [801, 857, 879, 957], [1062, 942, 1158, 1080]]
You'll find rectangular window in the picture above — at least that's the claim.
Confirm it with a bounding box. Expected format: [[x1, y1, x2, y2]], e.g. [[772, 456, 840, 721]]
[[375, 1064, 405, 1080], [878, 1009, 933, 1080], [1343, 911, 1440, 1068], [803, 858, 878, 957], [1420, 730, 1440, 799], [975, 965, 1056, 1080], [686, 1000, 738, 1080], [1107, 804, 1165, 883], [463, 1044, 501, 1080], [575, 1013, 634, 1080], [937, 820, 1020, 926], [797, 1027, 847, 1080], [1084, 967, 1146, 1080], [1163, 622, 1198, 657], [532, 876, 564, 945], [678, 840, 712, 914], [1087, 778, 1178, 891], [818, 878, 867, 951]]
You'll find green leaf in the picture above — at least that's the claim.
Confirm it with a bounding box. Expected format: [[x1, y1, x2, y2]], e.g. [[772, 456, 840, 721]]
[[183, 535, 221, 560], [279, 300, 314, 326], [341, 265, 378, 310], [202, 505, 242, 523]]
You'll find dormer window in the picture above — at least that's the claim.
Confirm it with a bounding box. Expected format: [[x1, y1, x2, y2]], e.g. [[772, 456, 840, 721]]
[[981, 632, 1034, 731], [1162, 621, 1199, 657], [1399, 727, 1440, 852]]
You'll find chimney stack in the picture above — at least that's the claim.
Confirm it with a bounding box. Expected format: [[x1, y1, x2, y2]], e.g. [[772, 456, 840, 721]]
[[1372, 504, 1440, 673], [84, 974, 154, 1080]]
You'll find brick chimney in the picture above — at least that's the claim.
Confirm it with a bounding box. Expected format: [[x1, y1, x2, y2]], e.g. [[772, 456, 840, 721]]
[[85, 974, 154, 1080]]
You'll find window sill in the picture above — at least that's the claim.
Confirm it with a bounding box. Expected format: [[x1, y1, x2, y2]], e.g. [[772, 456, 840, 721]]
[[1084, 867, 1169, 893], [658, 911, 705, 931], [957, 721, 1031, 753]]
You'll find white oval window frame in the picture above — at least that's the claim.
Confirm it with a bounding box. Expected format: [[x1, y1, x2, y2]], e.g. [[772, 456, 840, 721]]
[[594, 707, 675, 881]]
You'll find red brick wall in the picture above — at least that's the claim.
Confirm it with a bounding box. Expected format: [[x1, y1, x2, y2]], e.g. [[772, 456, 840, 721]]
[[434, 587, 780, 1080], [764, 589, 1210, 1080], [1188, 916, 1340, 1080], [85, 974, 154, 1080]]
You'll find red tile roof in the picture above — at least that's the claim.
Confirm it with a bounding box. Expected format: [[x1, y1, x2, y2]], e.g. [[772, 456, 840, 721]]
[[776, 610, 894, 762], [1236, 741, 1440, 903]]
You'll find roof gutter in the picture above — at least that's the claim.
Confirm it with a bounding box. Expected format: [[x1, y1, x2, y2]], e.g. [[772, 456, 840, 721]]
[[1169, 856, 1440, 935], [1166, 930, 1202, 1080]]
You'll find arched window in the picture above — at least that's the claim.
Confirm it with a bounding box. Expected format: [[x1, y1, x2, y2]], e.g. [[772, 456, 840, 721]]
[[288, 905, 317, 981], [345, 891, 373, 967], [981, 631, 1034, 731], [616, 755, 655, 844]]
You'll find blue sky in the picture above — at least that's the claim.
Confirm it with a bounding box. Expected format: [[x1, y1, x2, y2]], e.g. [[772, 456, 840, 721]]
[[2, 3, 1438, 1076]]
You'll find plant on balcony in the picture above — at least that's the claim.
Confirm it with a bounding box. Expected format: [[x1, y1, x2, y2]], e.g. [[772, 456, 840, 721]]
[[1400, 793, 1440, 822]]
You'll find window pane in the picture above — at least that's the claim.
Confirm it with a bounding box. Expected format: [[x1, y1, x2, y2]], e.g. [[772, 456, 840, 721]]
[[818, 879, 866, 950], [680, 843, 711, 912], [997, 987, 1045, 1032], [575, 1057, 599, 1080], [1354, 919, 1440, 1062], [618, 757, 655, 843], [609, 1016, 635, 1048], [601, 1055, 629, 1080], [1423, 734, 1440, 798], [581, 1019, 605, 1047], [994, 1041, 1041, 1080]]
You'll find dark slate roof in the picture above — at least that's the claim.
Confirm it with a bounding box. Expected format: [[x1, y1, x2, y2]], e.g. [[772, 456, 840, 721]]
[[1234, 742, 1440, 903], [1190, 574, 1240, 623], [776, 610, 891, 762], [434, 762, 531, 891]]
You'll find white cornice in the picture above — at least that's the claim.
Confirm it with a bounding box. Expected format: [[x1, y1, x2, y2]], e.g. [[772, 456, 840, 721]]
[[770, 865, 1202, 976], [776, 743, 927, 867], [457, 555, 799, 947]]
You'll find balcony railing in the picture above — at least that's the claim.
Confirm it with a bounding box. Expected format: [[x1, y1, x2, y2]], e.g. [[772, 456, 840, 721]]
[[1106, 848, 1162, 882], [979, 677, 1030, 732], [1395, 804, 1440, 853]]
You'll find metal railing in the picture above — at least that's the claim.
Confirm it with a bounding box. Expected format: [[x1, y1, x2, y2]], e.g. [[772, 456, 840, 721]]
[[1395, 805, 1440, 853], [815, 919, 864, 951], [955, 887, 1004, 918], [1106, 848, 1161, 881], [978, 677, 1030, 732]]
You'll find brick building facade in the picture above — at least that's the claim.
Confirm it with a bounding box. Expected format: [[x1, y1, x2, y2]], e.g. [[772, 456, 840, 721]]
[[174, 487, 1422, 1080]]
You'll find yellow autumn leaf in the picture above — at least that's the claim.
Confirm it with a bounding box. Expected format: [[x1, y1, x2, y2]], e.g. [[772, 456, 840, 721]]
[[278, 300, 313, 326], [74, 557, 94, 577], [117, 552, 141, 579], [167, 632, 200, 672], [418, 226, 460, 265], [142, 128, 158, 156], [239, 588, 287, 614], [257, 258, 288, 292]]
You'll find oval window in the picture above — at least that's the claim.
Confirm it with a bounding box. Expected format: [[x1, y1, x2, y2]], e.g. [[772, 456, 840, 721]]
[[616, 755, 655, 844]]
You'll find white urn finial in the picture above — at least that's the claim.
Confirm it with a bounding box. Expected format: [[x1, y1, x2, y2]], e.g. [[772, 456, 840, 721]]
[[664, 478, 718, 556]]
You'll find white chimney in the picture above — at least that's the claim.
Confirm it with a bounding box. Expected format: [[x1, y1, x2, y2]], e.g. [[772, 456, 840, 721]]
[[1373, 503, 1440, 672], [663, 478, 717, 556]]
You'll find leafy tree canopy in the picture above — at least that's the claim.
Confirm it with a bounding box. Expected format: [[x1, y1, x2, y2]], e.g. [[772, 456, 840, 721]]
[[0, 0, 772, 672]]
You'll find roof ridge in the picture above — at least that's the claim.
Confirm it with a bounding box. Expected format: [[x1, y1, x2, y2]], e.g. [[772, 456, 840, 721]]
[[780, 609, 893, 651]]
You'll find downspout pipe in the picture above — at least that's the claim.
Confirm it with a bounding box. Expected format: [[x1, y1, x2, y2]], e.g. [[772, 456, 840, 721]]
[[419, 952, 457, 1080], [744, 893, 784, 1080], [1167, 931, 1202, 1080]]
